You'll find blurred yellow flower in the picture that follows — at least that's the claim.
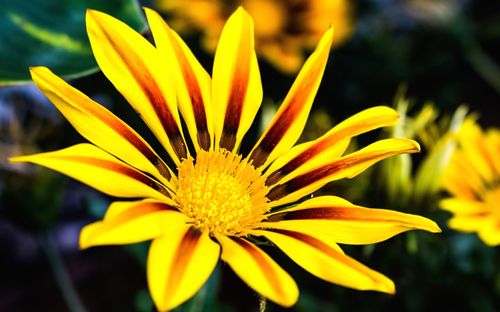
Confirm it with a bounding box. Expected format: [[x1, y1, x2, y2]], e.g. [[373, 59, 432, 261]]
[[441, 119, 500, 245], [12, 8, 439, 311], [156, 0, 354, 73], [378, 89, 467, 209]]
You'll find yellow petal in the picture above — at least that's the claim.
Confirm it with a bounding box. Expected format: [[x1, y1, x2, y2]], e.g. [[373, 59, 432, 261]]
[[86, 9, 187, 163], [440, 198, 487, 215], [253, 229, 395, 294], [10, 144, 170, 201], [249, 28, 334, 169], [459, 120, 494, 182], [264, 196, 441, 245], [448, 214, 489, 232], [147, 227, 220, 311], [212, 7, 263, 152], [265, 106, 399, 185], [30, 66, 173, 186], [145, 8, 214, 151], [478, 218, 500, 246], [216, 235, 298, 307], [485, 130, 500, 175], [268, 138, 420, 207], [442, 159, 478, 200], [80, 200, 187, 248]]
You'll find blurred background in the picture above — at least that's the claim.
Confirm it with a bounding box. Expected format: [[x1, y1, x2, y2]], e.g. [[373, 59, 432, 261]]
[[1, 0, 500, 311]]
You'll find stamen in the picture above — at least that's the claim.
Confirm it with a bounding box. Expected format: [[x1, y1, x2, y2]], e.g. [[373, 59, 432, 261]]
[[175, 149, 269, 236]]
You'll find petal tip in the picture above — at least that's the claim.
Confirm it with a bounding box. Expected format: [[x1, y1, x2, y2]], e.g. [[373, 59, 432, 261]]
[[235, 6, 248, 15], [396, 139, 421, 152], [231, 6, 253, 25], [29, 66, 44, 73], [413, 140, 421, 152], [8, 155, 31, 163], [86, 8, 98, 17], [280, 294, 299, 308], [29, 66, 53, 83], [372, 276, 396, 295], [413, 215, 442, 234], [143, 6, 159, 18], [427, 221, 442, 234], [86, 8, 108, 24], [317, 27, 334, 50], [7, 156, 20, 163], [79, 237, 91, 250], [384, 281, 396, 295], [79, 226, 93, 249]]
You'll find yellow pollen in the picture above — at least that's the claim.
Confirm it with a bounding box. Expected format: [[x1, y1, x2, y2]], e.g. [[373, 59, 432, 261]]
[[175, 149, 270, 236]]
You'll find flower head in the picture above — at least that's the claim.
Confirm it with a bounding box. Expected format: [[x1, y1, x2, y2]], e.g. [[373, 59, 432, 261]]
[[377, 89, 468, 208], [12, 8, 440, 311], [157, 0, 354, 73], [441, 118, 500, 245]]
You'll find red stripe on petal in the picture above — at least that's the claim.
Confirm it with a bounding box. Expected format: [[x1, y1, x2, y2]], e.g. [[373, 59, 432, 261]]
[[219, 69, 249, 151], [268, 229, 338, 257], [218, 29, 251, 151], [97, 26, 187, 160], [166, 227, 203, 294], [60, 156, 170, 196], [83, 99, 171, 179], [267, 152, 390, 201], [232, 237, 285, 298], [249, 57, 325, 168], [170, 34, 211, 150]]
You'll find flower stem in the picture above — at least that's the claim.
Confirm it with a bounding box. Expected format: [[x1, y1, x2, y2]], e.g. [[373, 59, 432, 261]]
[[258, 295, 267, 312], [40, 234, 86, 312]]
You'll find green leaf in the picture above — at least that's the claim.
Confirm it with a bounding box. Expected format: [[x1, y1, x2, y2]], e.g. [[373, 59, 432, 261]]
[[0, 0, 147, 85]]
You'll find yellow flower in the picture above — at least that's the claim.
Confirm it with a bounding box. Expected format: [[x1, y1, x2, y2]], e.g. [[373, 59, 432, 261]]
[[11, 8, 439, 311], [378, 88, 468, 208], [441, 118, 500, 246], [156, 0, 354, 73]]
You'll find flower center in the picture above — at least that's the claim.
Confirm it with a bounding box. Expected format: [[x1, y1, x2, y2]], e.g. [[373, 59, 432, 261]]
[[174, 149, 269, 236]]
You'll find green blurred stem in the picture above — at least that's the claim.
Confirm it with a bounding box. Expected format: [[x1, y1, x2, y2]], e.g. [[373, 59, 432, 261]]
[[40, 235, 86, 312], [259, 295, 267, 312], [466, 43, 500, 95]]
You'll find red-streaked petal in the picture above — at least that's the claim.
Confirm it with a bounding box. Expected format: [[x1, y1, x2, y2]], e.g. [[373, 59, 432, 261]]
[[253, 229, 395, 294], [80, 200, 187, 248], [216, 235, 298, 307], [212, 7, 263, 152], [86, 9, 187, 163], [263, 196, 441, 244], [10, 144, 171, 201], [147, 227, 220, 311], [145, 8, 213, 151], [265, 106, 399, 185], [249, 28, 334, 169], [30, 66, 172, 185], [267, 138, 420, 207]]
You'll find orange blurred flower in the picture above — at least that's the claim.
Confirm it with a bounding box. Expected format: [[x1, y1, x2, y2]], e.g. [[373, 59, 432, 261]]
[[157, 0, 354, 73]]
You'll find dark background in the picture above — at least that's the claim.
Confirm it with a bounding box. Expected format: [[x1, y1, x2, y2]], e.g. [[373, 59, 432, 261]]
[[1, 0, 500, 311]]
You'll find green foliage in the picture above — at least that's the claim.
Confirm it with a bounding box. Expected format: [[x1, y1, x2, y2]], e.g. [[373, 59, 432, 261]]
[[0, 0, 146, 85]]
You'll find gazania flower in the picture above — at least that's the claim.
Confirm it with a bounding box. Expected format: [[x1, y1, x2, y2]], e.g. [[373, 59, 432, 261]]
[[377, 90, 467, 209], [12, 8, 440, 311], [441, 118, 500, 246], [156, 0, 354, 73]]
